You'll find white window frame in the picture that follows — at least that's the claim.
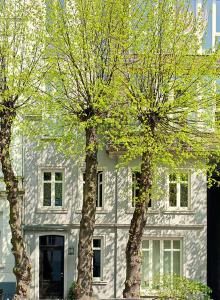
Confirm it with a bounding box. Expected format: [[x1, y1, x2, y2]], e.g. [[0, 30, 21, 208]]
[[97, 171, 103, 208], [212, 0, 220, 48], [39, 168, 65, 210], [92, 237, 104, 282], [82, 169, 105, 210], [141, 238, 183, 291], [167, 171, 191, 210]]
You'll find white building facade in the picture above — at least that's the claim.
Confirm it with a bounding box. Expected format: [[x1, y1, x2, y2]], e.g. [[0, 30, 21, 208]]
[[0, 0, 220, 299], [0, 139, 208, 299]]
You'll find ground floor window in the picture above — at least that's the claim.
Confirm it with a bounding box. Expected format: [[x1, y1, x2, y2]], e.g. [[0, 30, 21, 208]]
[[141, 239, 182, 288], [93, 238, 102, 280]]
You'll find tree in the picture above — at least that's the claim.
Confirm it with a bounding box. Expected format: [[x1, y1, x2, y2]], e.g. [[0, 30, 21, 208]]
[[106, 0, 220, 297], [0, 1, 45, 299], [44, 0, 128, 299]]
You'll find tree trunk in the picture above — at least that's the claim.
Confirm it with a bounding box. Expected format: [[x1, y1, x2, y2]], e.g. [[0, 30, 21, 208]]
[[75, 127, 98, 300], [0, 107, 31, 300], [123, 151, 153, 298]]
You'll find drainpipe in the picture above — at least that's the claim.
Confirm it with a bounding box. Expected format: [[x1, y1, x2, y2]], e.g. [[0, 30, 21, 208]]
[[114, 158, 118, 298]]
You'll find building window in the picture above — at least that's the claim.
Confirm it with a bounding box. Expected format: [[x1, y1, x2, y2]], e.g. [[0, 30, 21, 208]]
[[0, 212, 2, 265], [83, 171, 103, 208], [141, 239, 182, 288], [132, 171, 151, 208], [43, 171, 63, 207], [93, 238, 102, 279], [169, 173, 189, 208]]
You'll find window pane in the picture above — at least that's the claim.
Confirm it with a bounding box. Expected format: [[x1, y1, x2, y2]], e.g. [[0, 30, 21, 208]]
[[164, 251, 171, 274], [152, 240, 160, 277], [180, 173, 188, 182], [141, 250, 150, 287], [164, 240, 171, 249], [55, 183, 62, 206], [169, 183, 177, 206], [173, 251, 181, 275], [93, 239, 101, 248], [55, 172, 62, 181], [169, 174, 176, 182], [173, 240, 180, 249], [142, 240, 149, 249], [43, 183, 51, 206], [98, 172, 102, 182], [180, 183, 188, 207], [44, 172, 51, 181], [217, 0, 220, 32], [93, 249, 101, 277]]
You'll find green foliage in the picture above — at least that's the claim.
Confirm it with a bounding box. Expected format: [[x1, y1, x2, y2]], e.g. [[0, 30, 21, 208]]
[[67, 281, 77, 300], [105, 0, 220, 175], [144, 274, 212, 300]]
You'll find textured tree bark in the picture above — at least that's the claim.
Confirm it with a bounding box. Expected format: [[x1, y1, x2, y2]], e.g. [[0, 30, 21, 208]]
[[123, 151, 153, 298], [75, 126, 98, 300], [0, 106, 31, 300]]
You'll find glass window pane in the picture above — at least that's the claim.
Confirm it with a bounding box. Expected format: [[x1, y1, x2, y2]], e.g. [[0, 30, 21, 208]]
[[169, 174, 176, 182], [163, 251, 171, 274], [169, 183, 177, 206], [55, 183, 62, 206], [180, 183, 188, 207], [44, 172, 51, 181], [93, 249, 101, 277], [173, 240, 180, 249], [55, 172, 62, 181], [217, 0, 220, 32], [142, 240, 149, 249], [164, 240, 171, 249], [173, 251, 181, 275], [93, 239, 101, 248], [43, 183, 51, 206], [153, 240, 160, 277], [180, 173, 188, 182], [98, 172, 102, 182], [141, 251, 150, 287]]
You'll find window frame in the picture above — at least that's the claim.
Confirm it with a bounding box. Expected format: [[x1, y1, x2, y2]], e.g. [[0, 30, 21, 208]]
[[39, 167, 65, 210], [167, 171, 191, 210], [141, 238, 183, 291], [0, 212, 2, 267], [92, 237, 104, 282], [81, 168, 105, 210]]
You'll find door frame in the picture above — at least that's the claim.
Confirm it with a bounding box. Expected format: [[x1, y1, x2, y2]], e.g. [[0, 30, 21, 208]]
[[34, 232, 68, 299]]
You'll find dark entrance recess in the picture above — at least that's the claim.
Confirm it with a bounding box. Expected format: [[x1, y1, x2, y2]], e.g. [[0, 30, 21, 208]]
[[39, 235, 64, 299], [207, 174, 220, 300]]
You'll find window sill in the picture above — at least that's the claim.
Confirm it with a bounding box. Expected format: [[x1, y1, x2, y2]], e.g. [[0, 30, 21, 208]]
[[92, 280, 108, 285], [163, 210, 195, 215], [36, 208, 68, 214], [126, 208, 158, 214], [75, 209, 108, 214]]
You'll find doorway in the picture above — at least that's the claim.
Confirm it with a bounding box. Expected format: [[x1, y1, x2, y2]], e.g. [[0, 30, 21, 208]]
[[39, 235, 64, 299]]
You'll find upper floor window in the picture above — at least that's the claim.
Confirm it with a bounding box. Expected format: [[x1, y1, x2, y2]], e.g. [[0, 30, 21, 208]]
[[83, 171, 104, 208], [141, 239, 182, 289], [43, 171, 63, 207], [169, 173, 189, 208], [132, 171, 151, 208], [93, 238, 103, 280]]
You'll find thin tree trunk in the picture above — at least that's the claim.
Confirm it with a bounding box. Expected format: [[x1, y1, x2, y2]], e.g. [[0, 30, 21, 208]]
[[75, 126, 98, 300], [123, 151, 153, 298], [0, 107, 31, 300]]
